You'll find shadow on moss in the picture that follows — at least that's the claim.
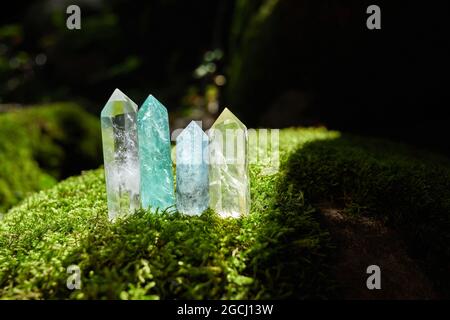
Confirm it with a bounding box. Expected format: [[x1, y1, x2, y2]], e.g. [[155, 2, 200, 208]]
[[282, 135, 450, 297]]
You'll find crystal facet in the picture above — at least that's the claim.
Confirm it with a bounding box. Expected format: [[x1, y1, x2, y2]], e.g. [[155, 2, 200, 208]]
[[138, 95, 175, 211], [176, 121, 209, 215], [209, 108, 250, 218], [101, 89, 140, 220]]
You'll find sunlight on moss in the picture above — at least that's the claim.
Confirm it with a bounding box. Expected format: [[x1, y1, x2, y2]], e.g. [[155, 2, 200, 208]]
[[1, 127, 449, 299]]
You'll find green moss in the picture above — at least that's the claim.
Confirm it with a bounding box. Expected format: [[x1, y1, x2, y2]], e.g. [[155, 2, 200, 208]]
[[283, 132, 450, 296], [0, 128, 449, 299], [0, 104, 101, 212], [0, 128, 335, 299]]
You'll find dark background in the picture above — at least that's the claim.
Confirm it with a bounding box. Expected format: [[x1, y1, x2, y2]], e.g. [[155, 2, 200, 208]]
[[1, 0, 449, 155]]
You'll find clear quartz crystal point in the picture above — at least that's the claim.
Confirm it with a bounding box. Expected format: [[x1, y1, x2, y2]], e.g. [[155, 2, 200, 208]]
[[101, 88, 141, 221], [176, 121, 209, 215], [209, 108, 250, 218], [137, 95, 175, 211]]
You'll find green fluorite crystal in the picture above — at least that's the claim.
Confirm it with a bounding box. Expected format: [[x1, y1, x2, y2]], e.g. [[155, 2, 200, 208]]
[[101, 89, 140, 221], [209, 108, 250, 218], [137, 95, 175, 211]]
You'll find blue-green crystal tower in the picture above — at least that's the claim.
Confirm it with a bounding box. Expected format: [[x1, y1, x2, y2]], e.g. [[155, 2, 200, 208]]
[[176, 121, 209, 215], [137, 95, 175, 210]]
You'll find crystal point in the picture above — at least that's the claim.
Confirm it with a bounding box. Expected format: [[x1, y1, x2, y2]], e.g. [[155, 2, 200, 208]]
[[101, 89, 140, 221], [209, 108, 250, 218], [138, 95, 175, 211], [176, 121, 209, 215]]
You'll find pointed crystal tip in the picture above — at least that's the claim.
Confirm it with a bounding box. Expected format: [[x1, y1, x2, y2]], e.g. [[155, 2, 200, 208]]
[[101, 88, 138, 116], [186, 120, 204, 131], [109, 88, 128, 101], [143, 94, 155, 102], [212, 107, 246, 129], [177, 121, 207, 142], [139, 94, 168, 117]]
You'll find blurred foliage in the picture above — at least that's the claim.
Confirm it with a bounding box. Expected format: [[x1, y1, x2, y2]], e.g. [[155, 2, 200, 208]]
[[0, 103, 101, 212], [226, 0, 281, 124], [226, 1, 450, 157], [0, 0, 234, 112], [0, 24, 33, 101], [226, 0, 331, 126], [1, 0, 449, 154], [175, 49, 226, 128]]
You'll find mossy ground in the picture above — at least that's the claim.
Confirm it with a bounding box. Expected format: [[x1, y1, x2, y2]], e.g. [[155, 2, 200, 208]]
[[0, 128, 449, 299]]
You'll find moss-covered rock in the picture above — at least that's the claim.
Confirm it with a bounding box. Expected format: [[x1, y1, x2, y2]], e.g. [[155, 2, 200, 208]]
[[0, 128, 449, 299], [0, 104, 101, 212], [0, 128, 336, 299], [283, 133, 450, 296]]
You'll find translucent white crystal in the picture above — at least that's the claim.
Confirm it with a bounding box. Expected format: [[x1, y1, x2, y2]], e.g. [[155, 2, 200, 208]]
[[209, 108, 250, 218], [101, 89, 140, 220], [176, 121, 209, 215]]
